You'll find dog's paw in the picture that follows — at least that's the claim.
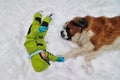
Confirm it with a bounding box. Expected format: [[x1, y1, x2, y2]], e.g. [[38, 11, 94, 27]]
[[82, 61, 94, 75]]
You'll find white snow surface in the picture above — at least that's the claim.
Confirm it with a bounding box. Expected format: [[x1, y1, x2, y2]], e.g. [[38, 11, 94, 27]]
[[0, 0, 120, 80]]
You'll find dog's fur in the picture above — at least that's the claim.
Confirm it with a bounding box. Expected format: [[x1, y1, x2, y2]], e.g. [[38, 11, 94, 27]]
[[61, 16, 120, 61]]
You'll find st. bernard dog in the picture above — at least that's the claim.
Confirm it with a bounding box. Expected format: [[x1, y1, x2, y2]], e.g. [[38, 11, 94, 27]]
[[61, 16, 120, 61]]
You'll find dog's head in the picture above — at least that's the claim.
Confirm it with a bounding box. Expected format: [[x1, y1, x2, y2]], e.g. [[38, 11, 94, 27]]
[[61, 17, 88, 40]]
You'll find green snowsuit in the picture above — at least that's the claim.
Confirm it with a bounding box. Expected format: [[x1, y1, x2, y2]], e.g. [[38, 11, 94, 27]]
[[24, 13, 58, 72]]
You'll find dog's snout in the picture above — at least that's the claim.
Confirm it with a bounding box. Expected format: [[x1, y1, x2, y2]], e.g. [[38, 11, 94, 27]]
[[61, 31, 65, 38]]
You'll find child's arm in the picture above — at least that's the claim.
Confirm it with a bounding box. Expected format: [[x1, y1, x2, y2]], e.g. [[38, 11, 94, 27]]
[[45, 51, 64, 62]]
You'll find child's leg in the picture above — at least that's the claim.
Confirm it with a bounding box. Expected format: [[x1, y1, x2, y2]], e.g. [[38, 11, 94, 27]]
[[27, 13, 42, 34], [38, 16, 51, 36]]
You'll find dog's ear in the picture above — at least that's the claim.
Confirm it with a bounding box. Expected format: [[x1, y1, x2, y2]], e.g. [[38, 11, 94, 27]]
[[79, 18, 88, 29]]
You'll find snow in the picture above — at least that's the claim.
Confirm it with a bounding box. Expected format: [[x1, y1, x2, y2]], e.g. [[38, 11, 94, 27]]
[[0, 0, 120, 80]]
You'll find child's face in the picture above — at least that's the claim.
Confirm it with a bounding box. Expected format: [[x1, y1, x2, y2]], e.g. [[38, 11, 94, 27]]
[[41, 52, 47, 59]]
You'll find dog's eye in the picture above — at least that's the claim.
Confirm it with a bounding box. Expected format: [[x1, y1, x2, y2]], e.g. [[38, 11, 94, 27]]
[[66, 26, 70, 31]]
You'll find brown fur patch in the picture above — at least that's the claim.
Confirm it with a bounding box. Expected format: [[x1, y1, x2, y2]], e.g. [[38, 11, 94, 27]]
[[68, 16, 120, 50]]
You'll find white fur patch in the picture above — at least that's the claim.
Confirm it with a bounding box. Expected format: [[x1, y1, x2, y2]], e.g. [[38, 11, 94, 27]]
[[63, 29, 68, 39], [72, 30, 94, 46], [64, 30, 95, 59], [63, 29, 120, 61]]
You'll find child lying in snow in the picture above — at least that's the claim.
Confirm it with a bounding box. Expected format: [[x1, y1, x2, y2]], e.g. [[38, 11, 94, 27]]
[[24, 13, 64, 72]]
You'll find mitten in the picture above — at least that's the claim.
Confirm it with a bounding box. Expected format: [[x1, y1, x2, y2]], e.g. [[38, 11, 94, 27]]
[[38, 26, 47, 32], [56, 57, 64, 62]]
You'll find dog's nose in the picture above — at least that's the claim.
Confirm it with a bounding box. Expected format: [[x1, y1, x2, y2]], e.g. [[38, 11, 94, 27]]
[[61, 31, 65, 38]]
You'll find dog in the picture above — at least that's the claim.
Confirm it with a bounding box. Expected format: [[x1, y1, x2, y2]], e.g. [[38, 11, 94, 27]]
[[61, 15, 120, 61]]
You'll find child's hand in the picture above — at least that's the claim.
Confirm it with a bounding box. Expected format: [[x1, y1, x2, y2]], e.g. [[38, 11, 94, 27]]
[[38, 26, 47, 32], [56, 57, 64, 62]]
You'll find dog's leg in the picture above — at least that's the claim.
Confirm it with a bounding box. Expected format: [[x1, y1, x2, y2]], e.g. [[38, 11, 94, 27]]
[[63, 48, 82, 59], [82, 61, 95, 74], [63, 41, 95, 60], [84, 51, 98, 61]]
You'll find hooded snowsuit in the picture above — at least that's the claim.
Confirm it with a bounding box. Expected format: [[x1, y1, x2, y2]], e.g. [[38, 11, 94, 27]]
[[24, 13, 58, 72]]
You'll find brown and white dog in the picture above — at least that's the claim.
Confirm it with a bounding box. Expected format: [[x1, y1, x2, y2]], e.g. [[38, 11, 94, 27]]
[[61, 16, 120, 61]]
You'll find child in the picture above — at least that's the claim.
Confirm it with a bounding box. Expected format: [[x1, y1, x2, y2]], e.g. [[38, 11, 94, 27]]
[[24, 13, 64, 72]]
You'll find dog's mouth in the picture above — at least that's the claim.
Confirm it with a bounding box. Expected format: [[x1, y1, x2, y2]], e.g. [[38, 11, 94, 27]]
[[61, 22, 72, 40], [61, 30, 72, 40]]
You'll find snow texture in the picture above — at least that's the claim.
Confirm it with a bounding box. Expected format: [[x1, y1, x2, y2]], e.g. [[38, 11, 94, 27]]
[[0, 0, 120, 80]]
